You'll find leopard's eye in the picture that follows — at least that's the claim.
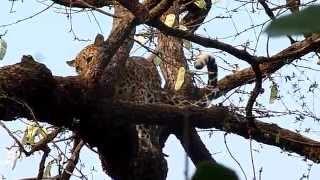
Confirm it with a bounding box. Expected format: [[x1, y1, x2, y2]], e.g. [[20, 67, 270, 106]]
[[86, 56, 93, 64]]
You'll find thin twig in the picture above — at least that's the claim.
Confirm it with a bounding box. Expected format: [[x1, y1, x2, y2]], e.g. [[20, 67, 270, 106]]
[[249, 138, 257, 180], [0, 30, 8, 38], [224, 133, 248, 180], [61, 137, 84, 179], [259, 167, 263, 180], [0, 3, 54, 28], [0, 120, 28, 155], [74, 0, 119, 18]]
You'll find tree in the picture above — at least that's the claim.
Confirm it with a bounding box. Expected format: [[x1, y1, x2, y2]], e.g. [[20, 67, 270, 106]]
[[1, 0, 320, 179]]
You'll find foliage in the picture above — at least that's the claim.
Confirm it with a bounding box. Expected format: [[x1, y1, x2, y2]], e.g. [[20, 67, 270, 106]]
[[265, 5, 320, 36], [192, 161, 239, 180]]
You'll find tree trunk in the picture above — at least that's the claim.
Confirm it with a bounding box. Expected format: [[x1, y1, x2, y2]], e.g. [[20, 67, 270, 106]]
[[91, 4, 167, 180]]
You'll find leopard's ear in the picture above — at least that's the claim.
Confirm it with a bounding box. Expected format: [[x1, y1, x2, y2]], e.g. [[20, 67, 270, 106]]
[[66, 60, 75, 67], [94, 34, 104, 46], [21, 55, 35, 63]]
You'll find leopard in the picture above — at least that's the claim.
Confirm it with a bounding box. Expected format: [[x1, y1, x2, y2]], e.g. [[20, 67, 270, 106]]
[[67, 34, 167, 180], [67, 34, 162, 104], [66, 34, 202, 106], [67, 34, 219, 179]]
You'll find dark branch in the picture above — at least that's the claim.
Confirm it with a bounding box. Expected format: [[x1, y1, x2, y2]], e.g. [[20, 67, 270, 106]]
[[147, 19, 257, 64], [61, 138, 84, 179], [174, 128, 216, 165], [90, 13, 137, 86], [149, 0, 174, 20], [93, 102, 320, 163], [51, 0, 112, 8], [245, 62, 263, 128], [37, 146, 50, 179], [214, 34, 320, 96], [114, 0, 256, 64]]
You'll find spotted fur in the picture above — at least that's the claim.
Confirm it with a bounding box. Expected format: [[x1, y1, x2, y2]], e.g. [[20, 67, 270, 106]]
[[68, 35, 161, 95]]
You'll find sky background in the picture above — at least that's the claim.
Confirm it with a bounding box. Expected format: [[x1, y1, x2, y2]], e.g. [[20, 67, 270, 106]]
[[1, 0, 320, 179]]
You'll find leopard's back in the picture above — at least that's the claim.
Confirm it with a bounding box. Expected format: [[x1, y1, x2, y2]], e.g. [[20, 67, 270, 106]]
[[114, 57, 162, 104]]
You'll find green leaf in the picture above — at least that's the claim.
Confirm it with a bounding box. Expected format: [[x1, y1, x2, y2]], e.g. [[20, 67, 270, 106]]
[[174, 67, 186, 91], [0, 39, 7, 61], [265, 5, 320, 36], [194, 0, 207, 9], [22, 123, 48, 145], [192, 161, 239, 180], [22, 124, 38, 145], [164, 14, 176, 27], [269, 83, 278, 103]]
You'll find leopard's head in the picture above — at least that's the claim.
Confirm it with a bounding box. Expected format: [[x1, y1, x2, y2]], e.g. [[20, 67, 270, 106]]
[[67, 34, 104, 76]]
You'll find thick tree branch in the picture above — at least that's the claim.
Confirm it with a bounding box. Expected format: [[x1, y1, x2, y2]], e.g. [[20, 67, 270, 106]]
[[0, 56, 84, 126], [90, 102, 320, 163], [174, 128, 216, 165], [1, 56, 320, 164], [116, 0, 174, 22], [216, 34, 320, 95], [51, 0, 112, 8], [37, 146, 50, 180], [156, 1, 215, 165], [149, 0, 175, 20], [89, 16, 137, 85], [90, 5, 137, 102], [115, 0, 150, 23]]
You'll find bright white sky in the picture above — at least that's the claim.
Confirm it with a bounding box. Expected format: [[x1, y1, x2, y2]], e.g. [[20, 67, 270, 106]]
[[1, 0, 320, 180]]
